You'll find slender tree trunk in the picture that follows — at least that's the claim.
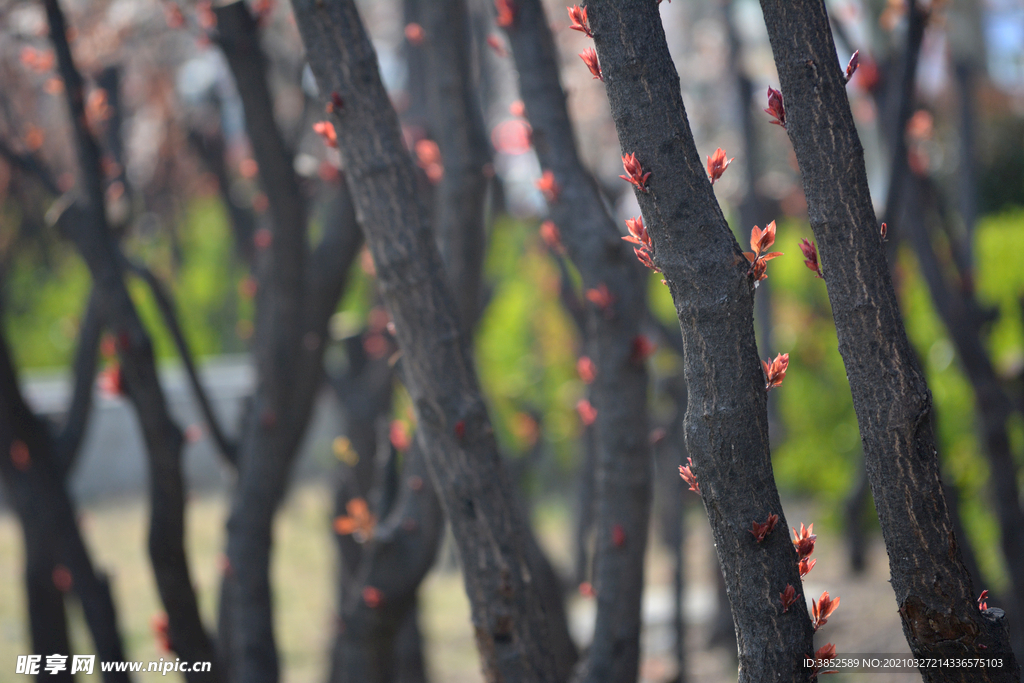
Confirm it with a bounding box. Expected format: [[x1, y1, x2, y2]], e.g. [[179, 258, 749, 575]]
[[290, 2, 566, 680], [43, 1, 218, 677], [0, 322, 129, 683], [500, 3, 653, 680], [587, 2, 814, 680], [757, 0, 1020, 678], [213, 5, 364, 681]]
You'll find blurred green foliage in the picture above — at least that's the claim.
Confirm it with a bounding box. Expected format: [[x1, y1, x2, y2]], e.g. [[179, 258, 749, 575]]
[[4, 197, 250, 371], [4, 190, 1023, 589]]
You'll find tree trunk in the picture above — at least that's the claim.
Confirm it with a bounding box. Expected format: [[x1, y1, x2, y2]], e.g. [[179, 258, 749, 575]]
[[757, 0, 1020, 677], [290, 2, 566, 680], [587, 1, 815, 679], [500, 3, 653, 679]]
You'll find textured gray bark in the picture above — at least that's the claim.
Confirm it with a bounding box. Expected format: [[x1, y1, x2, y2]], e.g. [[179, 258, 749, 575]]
[[586, 1, 814, 679], [213, 4, 365, 681], [0, 309, 128, 683], [290, 2, 565, 681], [757, 0, 1020, 678], [501, 2, 653, 680], [43, 1, 218, 677]]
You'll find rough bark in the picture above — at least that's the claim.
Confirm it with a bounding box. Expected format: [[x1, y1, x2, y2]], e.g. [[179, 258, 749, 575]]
[[586, 1, 814, 680], [0, 323, 129, 683], [757, 0, 1020, 678], [290, 2, 565, 681], [213, 4, 364, 681], [422, 0, 491, 330], [43, 1, 219, 677], [501, 3, 652, 680]]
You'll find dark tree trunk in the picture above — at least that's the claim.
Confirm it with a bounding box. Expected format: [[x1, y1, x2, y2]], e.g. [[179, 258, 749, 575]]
[[0, 322, 129, 683], [212, 4, 373, 681], [587, 2, 814, 680], [757, 0, 1020, 678], [43, 1, 219, 677], [290, 2, 567, 681], [500, 3, 652, 680]]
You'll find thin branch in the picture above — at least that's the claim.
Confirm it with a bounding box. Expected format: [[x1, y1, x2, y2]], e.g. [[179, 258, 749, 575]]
[[124, 259, 238, 465], [52, 288, 102, 476], [502, 3, 653, 677], [43, 1, 219, 677]]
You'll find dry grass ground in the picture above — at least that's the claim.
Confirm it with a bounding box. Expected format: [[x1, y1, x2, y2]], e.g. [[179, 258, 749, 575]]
[[1, 484, 932, 682]]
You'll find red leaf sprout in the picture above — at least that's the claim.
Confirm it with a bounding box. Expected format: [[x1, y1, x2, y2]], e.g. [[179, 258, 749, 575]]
[[619, 153, 651, 192], [679, 457, 700, 494], [764, 86, 787, 129], [762, 352, 789, 391], [750, 513, 779, 542], [811, 590, 840, 630], [579, 48, 602, 81], [845, 50, 860, 83], [743, 221, 783, 282], [568, 5, 592, 37], [707, 147, 734, 185], [780, 583, 800, 613], [799, 238, 824, 279], [792, 522, 815, 560]]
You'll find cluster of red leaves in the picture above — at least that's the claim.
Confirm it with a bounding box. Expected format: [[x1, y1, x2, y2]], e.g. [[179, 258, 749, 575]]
[[623, 216, 659, 272], [313, 121, 337, 148], [539, 220, 565, 254], [744, 221, 782, 282], [164, 2, 185, 29], [415, 139, 444, 184], [577, 398, 598, 426], [579, 48, 602, 81], [495, 0, 516, 27], [151, 613, 171, 652], [678, 457, 699, 494], [706, 148, 733, 186], [486, 35, 508, 57], [585, 283, 613, 310], [334, 497, 377, 542], [809, 643, 837, 679], [845, 50, 860, 83], [792, 522, 816, 577], [799, 238, 823, 279], [812, 590, 840, 631], [749, 513, 779, 543], [568, 5, 592, 37], [793, 522, 815, 560], [780, 583, 800, 613], [19, 47, 55, 72], [362, 585, 383, 609], [390, 420, 411, 451], [978, 589, 989, 611], [630, 335, 657, 364], [577, 356, 597, 384], [619, 153, 650, 192], [762, 352, 789, 392], [764, 87, 786, 129], [196, 1, 217, 30], [536, 170, 560, 202], [404, 22, 426, 46]]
